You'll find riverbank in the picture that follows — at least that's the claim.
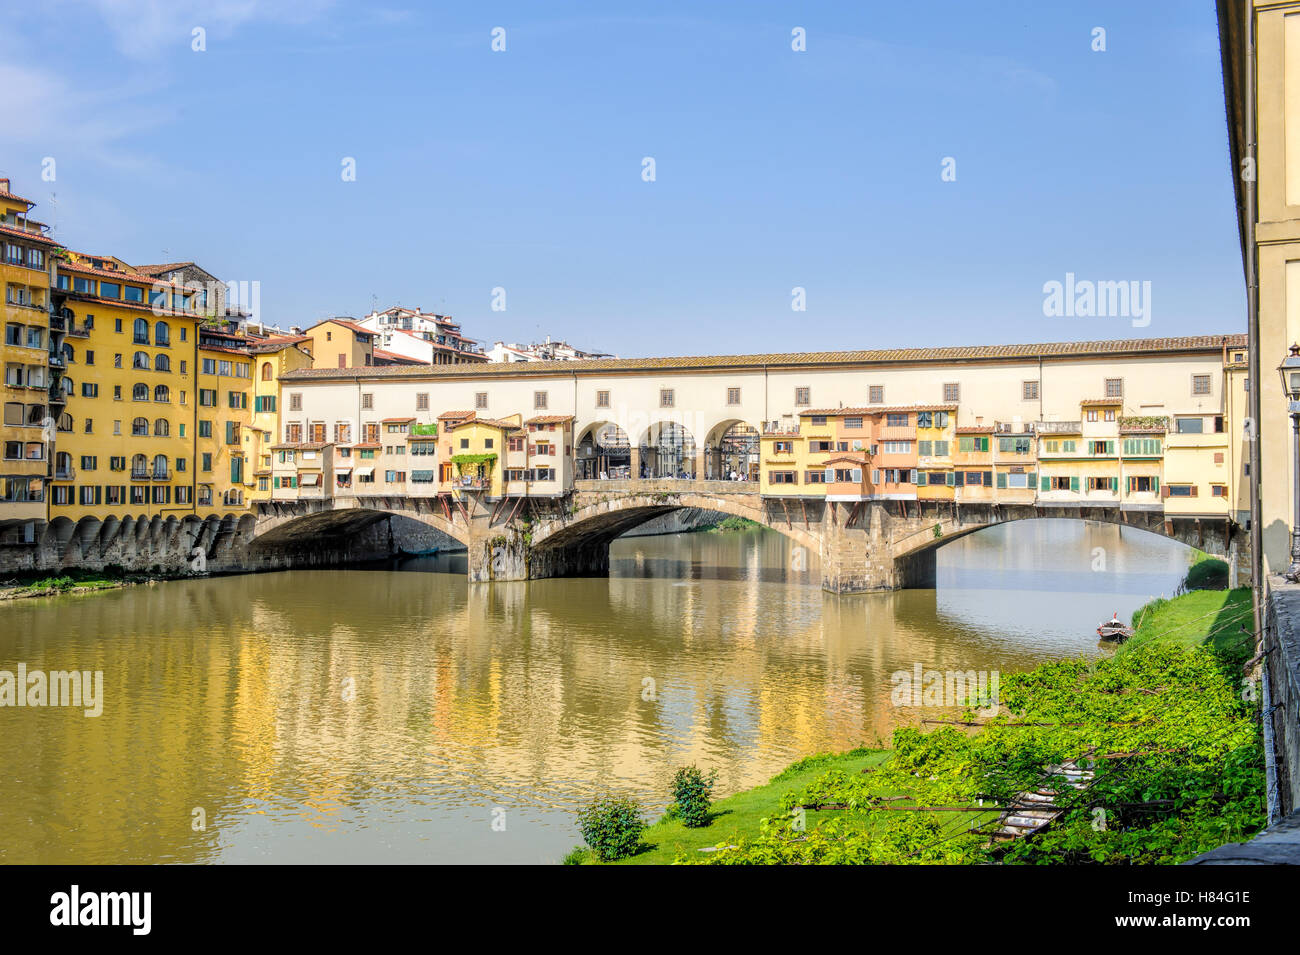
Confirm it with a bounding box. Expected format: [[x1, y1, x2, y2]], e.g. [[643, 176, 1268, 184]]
[[573, 584, 1264, 865], [0, 567, 197, 602]]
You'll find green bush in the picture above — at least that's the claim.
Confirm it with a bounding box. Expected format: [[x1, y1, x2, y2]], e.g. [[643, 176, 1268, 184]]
[[576, 796, 646, 861], [670, 765, 718, 828], [1184, 557, 1229, 591], [561, 846, 589, 865]]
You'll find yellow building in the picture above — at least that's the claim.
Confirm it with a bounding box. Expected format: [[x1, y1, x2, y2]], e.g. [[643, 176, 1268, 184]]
[[439, 412, 520, 499], [0, 179, 58, 531], [1163, 409, 1233, 517], [47, 252, 203, 522], [303, 318, 375, 370], [249, 334, 313, 498], [916, 405, 956, 500]]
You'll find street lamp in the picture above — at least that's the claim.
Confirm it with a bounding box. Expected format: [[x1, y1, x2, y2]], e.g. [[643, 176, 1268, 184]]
[[1278, 344, 1300, 580]]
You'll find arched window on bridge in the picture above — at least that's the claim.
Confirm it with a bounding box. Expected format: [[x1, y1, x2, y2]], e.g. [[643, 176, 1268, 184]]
[[639, 421, 696, 479], [577, 423, 631, 480], [705, 421, 759, 481]]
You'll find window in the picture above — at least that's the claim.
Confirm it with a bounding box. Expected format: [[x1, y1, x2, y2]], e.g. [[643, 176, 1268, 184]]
[[133, 318, 149, 344], [769, 471, 797, 484], [1191, 374, 1212, 396], [726, 387, 741, 406], [805, 470, 827, 484], [869, 385, 884, 404], [1175, 417, 1204, 434], [154, 322, 170, 346], [361, 393, 373, 409], [199, 421, 212, 438], [942, 383, 960, 403], [595, 390, 610, 408], [289, 393, 302, 411], [1104, 378, 1123, 398], [794, 387, 810, 407], [1022, 380, 1039, 400], [81, 382, 98, 398], [476, 392, 489, 409], [660, 389, 674, 408], [154, 385, 169, 403], [417, 393, 429, 411], [845, 417, 863, 430], [534, 391, 548, 410], [1086, 410, 1098, 422], [886, 413, 908, 428], [154, 354, 170, 372]]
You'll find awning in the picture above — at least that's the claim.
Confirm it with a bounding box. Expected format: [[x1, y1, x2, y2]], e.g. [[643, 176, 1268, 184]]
[[412, 470, 435, 482], [299, 473, 321, 487], [355, 467, 375, 478], [335, 468, 353, 476]]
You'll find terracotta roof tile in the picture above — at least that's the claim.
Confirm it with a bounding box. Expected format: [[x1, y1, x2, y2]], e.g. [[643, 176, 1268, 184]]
[[0, 222, 60, 246], [279, 335, 1246, 382]]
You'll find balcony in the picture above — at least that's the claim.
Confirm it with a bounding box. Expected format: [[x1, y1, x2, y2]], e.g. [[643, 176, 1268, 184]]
[[152, 469, 170, 481], [453, 475, 490, 490], [66, 323, 90, 338], [130, 469, 151, 481], [1037, 421, 1082, 434]]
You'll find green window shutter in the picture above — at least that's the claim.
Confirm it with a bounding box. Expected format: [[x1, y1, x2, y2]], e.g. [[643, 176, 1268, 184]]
[[919, 441, 932, 456], [1152, 476, 1159, 492], [1070, 475, 1079, 492], [917, 472, 927, 486], [997, 472, 1007, 489], [1028, 472, 1036, 488], [1041, 476, 1049, 492], [946, 472, 955, 486], [1111, 476, 1118, 492]]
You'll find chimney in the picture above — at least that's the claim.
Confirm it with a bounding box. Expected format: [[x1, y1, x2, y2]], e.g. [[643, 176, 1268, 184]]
[[0, 178, 9, 194], [291, 325, 303, 335]]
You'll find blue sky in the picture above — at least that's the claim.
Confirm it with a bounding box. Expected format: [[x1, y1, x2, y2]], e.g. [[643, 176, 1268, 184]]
[[1, 1, 1242, 356]]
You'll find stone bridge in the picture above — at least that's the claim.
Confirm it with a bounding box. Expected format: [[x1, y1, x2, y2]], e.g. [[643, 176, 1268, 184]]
[[249, 479, 1246, 593]]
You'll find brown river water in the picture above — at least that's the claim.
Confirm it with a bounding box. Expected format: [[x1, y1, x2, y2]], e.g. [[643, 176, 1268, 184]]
[[0, 519, 1194, 863]]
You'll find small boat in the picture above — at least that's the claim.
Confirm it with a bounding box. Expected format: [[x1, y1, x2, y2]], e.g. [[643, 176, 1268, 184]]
[[1097, 614, 1134, 642]]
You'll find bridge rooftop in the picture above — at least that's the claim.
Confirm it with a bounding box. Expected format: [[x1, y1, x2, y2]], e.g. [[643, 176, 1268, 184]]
[[280, 334, 1247, 382]]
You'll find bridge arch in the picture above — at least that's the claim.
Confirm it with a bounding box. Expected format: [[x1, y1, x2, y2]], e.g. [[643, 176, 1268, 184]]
[[250, 501, 471, 552], [702, 418, 761, 481], [529, 490, 821, 556], [637, 420, 697, 479], [575, 421, 632, 480]]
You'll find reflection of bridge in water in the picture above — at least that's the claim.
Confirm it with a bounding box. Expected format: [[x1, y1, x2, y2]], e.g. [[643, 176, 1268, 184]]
[[250, 478, 1240, 593]]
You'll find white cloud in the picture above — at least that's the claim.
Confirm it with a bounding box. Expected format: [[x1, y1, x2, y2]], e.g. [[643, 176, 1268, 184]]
[[79, 0, 337, 58]]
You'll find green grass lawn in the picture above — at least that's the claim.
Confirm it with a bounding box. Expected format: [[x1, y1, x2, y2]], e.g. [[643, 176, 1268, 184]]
[[576, 749, 894, 865], [569, 585, 1260, 865], [1122, 586, 1254, 659]]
